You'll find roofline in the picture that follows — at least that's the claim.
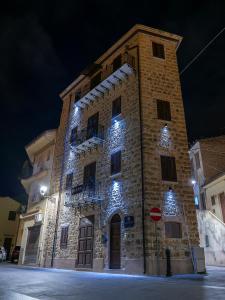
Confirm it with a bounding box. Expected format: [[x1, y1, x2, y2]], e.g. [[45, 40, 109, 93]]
[[204, 171, 225, 188], [25, 129, 57, 150], [59, 24, 182, 99]]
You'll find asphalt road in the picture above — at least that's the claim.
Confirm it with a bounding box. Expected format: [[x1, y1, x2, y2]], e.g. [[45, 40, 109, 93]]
[[0, 264, 225, 300]]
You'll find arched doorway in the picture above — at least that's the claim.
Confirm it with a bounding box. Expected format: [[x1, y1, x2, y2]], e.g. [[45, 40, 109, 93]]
[[110, 214, 121, 269]]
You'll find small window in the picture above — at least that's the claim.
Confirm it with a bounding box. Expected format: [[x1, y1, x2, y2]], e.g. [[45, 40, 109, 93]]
[[157, 100, 171, 121], [160, 156, 177, 182], [112, 97, 121, 118], [112, 54, 122, 72], [60, 226, 69, 249], [165, 222, 182, 238], [8, 211, 16, 221], [152, 42, 165, 59], [111, 150, 121, 175], [201, 192, 206, 210], [205, 235, 209, 247], [65, 173, 73, 189], [211, 196, 216, 206], [195, 152, 201, 169], [70, 127, 78, 144], [90, 72, 102, 89]]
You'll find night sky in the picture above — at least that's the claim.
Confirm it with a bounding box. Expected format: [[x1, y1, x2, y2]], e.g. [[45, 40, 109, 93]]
[[0, 1, 225, 200]]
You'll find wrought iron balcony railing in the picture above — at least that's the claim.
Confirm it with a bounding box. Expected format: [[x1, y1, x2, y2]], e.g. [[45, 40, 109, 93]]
[[64, 182, 103, 208], [70, 125, 104, 153], [74, 52, 135, 108]]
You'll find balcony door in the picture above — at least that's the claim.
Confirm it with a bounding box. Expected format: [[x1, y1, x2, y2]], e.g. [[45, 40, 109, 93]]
[[83, 162, 96, 192], [87, 112, 99, 140]]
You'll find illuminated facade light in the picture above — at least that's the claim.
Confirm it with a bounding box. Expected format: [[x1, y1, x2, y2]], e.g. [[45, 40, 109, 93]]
[[159, 124, 171, 149], [163, 188, 181, 216], [40, 185, 47, 196], [191, 179, 196, 185]]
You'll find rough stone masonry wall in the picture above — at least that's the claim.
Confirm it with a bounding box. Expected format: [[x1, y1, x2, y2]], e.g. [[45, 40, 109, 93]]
[[138, 32, 199, 274], [52, 35, 145, 273]]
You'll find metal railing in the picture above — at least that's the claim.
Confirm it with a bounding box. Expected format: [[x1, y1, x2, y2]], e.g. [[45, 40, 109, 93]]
[[70, 125, 104, 147], [74, 52, 135, 103], [65, 182, 103, 208]]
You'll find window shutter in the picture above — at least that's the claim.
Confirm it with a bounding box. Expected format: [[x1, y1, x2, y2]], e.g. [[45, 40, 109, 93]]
[[60, 226, 69, 249], [152, 42, 165, 59], [161, 156, 177, 181], [165, 222, 182, 238], [112, 97, 121, 118], [111, 150, 121, 175], [157, 99, 171, 121], [65, 173, 73, 189], [70, 127, 78, 144]]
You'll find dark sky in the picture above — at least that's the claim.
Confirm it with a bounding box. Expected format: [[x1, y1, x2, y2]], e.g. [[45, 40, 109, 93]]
[[0, 0, 225, 199]]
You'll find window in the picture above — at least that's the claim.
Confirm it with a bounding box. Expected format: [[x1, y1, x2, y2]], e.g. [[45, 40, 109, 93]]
[[200, 192, 206, 210], [112, 54, 122, 72], [70, 127, 78, 144], [60, 226, 69, 249], [74, 90, 81, 102], [165, 222, 182, 238], [152, 42, 165, 59], [205, 235, 209, 247], [84, 162, 96, 190], [211, 196, 216, 206], [8, 211, 16, 221], [112, 97, 121, 118], [111, 150, 121, 175], [195, 152, 201, 169], [160, 156, 177, 182], [65, 173, 73, 189], [157, 100, 171, 121], [87, 112, 99, 139], [90, 72, 102, 89]]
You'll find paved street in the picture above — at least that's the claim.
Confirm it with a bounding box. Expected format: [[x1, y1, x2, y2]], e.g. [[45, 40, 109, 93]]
[[0, 264, 225, 300]]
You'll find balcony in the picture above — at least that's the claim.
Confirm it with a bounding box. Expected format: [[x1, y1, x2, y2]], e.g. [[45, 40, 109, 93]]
[[74, 53, 135, 108], [64, 182, 103, 208], [70, 125, 104, 154]]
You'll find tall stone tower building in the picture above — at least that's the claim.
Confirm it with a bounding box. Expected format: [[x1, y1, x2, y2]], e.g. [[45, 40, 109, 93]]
[[45, 24, 199, 274]]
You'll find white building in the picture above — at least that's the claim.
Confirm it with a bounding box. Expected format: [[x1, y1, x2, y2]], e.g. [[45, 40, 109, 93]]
[[19, 129, 56, 266]]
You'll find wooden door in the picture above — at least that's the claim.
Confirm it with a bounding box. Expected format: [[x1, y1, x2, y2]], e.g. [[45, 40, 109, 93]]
[[110, 214, 121, 269], [219, 192, 225, 223], [77, 217, 94, 268], [24, 225, 41, 264], [87, 113, 99, 139]]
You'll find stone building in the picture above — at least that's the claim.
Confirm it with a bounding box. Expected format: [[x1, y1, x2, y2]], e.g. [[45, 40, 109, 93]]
[[190, 136, 225, 266], [0, 197, 21, 259], [45, 24, 200, 275], [19, 129, 56, 266]]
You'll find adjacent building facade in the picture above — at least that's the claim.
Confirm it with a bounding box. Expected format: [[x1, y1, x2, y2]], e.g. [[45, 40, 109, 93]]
[[43, 24, 200, 275], [19, 130, 56, 266], [190, 136, 225, 266], [0, 197, 20, 259]]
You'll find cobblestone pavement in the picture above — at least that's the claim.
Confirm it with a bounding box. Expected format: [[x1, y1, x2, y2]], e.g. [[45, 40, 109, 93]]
[[0, 264, 225, 300]]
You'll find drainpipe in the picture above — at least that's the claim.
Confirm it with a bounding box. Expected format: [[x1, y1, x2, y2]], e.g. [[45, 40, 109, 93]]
[[51, 97, 72, 267]]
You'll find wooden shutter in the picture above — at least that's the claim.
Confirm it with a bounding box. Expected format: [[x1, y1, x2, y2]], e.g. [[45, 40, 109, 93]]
[[111, 151, 121, 175], [165, 222, 182, 238], [70, 127, 78, 144], [157, 99, 171, 121], [65, 173, 73, 189], [90, 72, 102, 89], [161, 156, 177, 181], [83, 162, 96, 190], [152, 42, 165, 59], [112, 97, 121, 118], [112, 54, 122, 72], [60, 226, 69, 249]]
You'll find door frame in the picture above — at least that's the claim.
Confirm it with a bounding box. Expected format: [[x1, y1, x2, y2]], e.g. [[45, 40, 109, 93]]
[[76, 215, 95, 269]]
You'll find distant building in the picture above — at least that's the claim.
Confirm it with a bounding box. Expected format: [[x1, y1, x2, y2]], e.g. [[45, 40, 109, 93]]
[[43, 24, 201, 275], [190, 136, 225, 266], [19, 129, 56, 266], [0, 197, 20, 258]]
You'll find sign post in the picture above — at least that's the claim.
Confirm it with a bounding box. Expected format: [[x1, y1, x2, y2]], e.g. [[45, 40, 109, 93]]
[[150, 207, 162, 276]]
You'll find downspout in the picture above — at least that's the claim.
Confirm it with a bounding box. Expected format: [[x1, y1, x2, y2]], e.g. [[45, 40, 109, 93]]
[[129, 44, 146, 274], [51, 97, 72, 267]]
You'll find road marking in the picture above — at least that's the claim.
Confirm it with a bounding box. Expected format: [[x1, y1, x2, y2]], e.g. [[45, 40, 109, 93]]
[[203, 285, 225, 290]]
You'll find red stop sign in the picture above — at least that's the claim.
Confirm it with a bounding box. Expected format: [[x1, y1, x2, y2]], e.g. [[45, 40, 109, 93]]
[[150, 207, 162, 221]]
